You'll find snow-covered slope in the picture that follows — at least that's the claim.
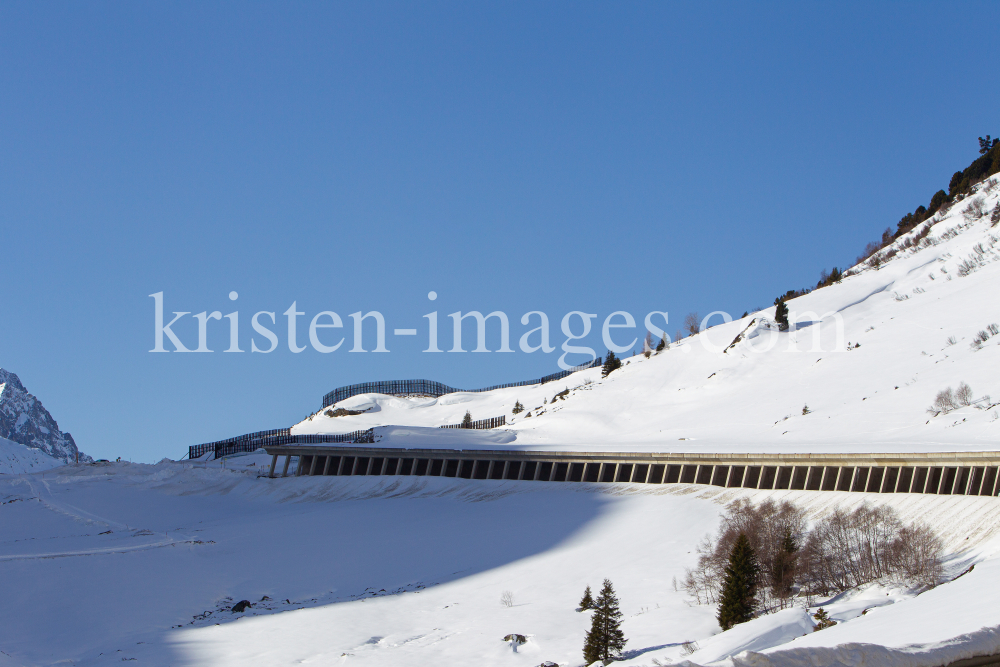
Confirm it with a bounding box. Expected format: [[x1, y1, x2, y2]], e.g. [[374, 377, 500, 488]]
[[0, 368, 89, 463], [296, 180, 1000, 453], [3, 458, 1000, 666], [0, 435, 63, 474]]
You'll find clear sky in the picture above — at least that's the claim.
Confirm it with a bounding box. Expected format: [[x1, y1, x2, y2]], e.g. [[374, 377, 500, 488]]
[[2, 2, 998, 461]]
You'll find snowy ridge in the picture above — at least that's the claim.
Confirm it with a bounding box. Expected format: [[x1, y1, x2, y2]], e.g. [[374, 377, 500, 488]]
[[0, 435, 62, 475], [295, 177, 1000, 453], [0, 368, 88, 463]]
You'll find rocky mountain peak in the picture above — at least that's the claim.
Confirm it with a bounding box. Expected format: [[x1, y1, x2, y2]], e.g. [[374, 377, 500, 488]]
[[0, 368, 89, 464]]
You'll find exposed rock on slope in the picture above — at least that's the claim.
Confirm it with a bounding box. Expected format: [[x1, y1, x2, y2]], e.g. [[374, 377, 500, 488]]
[[0, 368, 89, 463]]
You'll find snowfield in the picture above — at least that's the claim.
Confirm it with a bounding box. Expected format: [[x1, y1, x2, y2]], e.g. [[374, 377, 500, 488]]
[[295, 179, 1000, 454], [3, 183, 1000, 666], [2, 455, 1000, 666]]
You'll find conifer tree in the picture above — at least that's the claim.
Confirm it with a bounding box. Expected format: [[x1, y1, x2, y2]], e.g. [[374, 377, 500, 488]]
[[579, 584, 594, 610], [512, 401, 524, 415], [583, 579, 627, 665], [717, 534, 760, 631], [655, 335, 666, 353], [462, 411, 473, 428], [774, 299, 789, 332], [601, 351, 621, 378], [812, 607, 836, 630]]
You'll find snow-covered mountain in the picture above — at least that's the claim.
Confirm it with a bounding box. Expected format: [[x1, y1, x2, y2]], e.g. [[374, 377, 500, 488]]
[[0, 435, 63, 474], [295, 177, 1000, 453], [0, 368, 89, 464]]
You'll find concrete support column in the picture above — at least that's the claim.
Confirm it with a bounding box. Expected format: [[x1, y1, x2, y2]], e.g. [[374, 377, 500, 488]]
[[268, 454, 278, 478], [322, 456, 333, 476], [295, 456, 305, 477], [281, 455, 292, 477], [309, 456, 320, 476]]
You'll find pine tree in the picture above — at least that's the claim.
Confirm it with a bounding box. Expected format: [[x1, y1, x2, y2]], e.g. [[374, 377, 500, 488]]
[[655, 336, 666, 353], [512, 400, 524, 415], [601, 351, 621, 378], [774, 299, 789, 332], [462, 411, 473, 428], [583, 579, 627, 665], [717, 534, 760, 631], [579, 585, 594, 610], [812, 607, 836, 630]]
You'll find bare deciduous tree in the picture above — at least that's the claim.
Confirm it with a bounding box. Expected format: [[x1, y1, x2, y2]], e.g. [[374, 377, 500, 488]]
[[963, 196, 987, 221], [685, 500, 944, 613], [956, 382, 974, 406], [800, 504, 942, 595], [643, 331, 654, 358], [932, 388, 958, 414], [684, 313, 700, 336], [500, 590, 514, 607]]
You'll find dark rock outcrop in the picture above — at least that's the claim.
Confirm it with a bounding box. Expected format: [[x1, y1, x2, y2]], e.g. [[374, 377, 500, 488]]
[[0, 368, 89, 463]]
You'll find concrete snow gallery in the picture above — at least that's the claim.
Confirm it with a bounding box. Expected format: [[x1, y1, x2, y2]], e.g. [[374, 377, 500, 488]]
[[148, 291, 678, 370]]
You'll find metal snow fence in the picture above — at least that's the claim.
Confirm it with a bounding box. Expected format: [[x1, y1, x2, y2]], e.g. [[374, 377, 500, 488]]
[[321, 358, 601, 408], [189, 428, 375, 460], [439, 415, 506, 430]]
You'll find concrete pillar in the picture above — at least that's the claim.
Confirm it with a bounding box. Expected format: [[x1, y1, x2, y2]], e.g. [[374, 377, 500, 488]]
[[268, 454, 278, 478], [336, 456, 345, 475], [322, 456, 333, 476], [501, 461, 509, 479], [295, 456, 305, 476], [309, 456, 320, 476], [971, 467, 984, 495], [486, 461, 495, 479], [281, 455, 292, 477]]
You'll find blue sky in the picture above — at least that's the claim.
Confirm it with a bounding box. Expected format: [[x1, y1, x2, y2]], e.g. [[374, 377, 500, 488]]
[[2, 2, 998, 461]]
